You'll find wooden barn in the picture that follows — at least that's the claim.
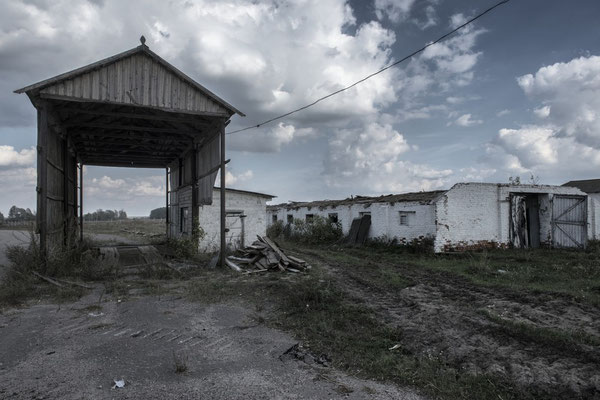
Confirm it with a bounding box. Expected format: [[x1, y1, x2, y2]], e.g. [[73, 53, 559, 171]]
[[15, 37, 243, 264]]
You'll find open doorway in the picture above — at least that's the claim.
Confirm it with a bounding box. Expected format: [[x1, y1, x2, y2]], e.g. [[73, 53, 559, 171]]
[[80, 166, 167, 246], [510, 194, 541, 248]]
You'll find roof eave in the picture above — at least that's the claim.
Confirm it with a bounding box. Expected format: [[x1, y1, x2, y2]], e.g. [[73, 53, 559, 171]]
[[14, 44, 245, 118]]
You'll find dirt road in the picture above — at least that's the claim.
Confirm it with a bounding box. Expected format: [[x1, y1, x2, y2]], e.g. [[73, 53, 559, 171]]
[[0, 285, 424, 400]]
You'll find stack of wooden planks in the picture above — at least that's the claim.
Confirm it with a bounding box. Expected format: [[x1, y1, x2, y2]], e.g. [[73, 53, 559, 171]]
[[225, 236, 311, 273]]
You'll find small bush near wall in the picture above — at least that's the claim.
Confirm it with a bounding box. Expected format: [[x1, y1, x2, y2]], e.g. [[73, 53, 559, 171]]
[[268, 216, 343, 244], [266, 220, 284, 239], [366, 235, 434, 254]]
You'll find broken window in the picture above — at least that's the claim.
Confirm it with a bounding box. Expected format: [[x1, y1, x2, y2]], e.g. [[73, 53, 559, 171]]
[[359, 211, 371, 217], [287, 214, 294, 224], [180, 207, 189, 233], [272, 214, 278, 223], [328, 213, 339, 223], [305, 214, 314, 223]]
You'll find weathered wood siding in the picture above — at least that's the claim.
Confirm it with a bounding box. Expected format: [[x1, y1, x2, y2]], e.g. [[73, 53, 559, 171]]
[[39, 105, 78, 254], [39, 53, 230, 116]]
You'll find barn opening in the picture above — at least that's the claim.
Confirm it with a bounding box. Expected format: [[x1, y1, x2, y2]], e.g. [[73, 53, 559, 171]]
[[15, 39, 244, 266], [510, 194, 542, 248]]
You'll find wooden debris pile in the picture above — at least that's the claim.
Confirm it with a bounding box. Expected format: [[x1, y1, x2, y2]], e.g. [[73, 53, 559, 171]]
[[226, 236, 311, 273]]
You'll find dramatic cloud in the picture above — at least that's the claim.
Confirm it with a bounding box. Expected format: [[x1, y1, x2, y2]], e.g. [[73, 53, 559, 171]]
[[0, 0, 492, 213], [486, 54, 600, 180]]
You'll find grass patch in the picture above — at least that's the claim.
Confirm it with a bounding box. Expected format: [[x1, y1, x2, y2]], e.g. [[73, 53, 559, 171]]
[[0, 232, 117, 307], [290, 242, 600, 305]]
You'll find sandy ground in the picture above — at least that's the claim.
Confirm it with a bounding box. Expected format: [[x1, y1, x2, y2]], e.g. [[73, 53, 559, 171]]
[[0, 286, 425, 400]]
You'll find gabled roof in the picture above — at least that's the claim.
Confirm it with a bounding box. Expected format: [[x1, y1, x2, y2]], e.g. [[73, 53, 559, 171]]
[[562, 179, 600, 193], [15, 42, 244, 117]]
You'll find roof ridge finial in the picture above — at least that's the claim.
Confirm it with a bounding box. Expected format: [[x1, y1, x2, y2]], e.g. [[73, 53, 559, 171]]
[[140, 35, 147, 46]]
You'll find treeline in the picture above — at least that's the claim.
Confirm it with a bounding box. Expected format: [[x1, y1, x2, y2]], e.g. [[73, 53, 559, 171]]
[[84, 209, 127, 221], [149, 207, 167, 219], [0, 206, 36, 224]]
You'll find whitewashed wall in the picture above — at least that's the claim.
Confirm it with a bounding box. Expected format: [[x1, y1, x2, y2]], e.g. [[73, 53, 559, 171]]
[[588, 193, 600, 240], [198, 189, 270, 252], [434, 183, 588, 252], [268, 201, 436, 242]]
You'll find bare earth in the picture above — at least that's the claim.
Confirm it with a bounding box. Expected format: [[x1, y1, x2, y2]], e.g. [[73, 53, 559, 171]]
[[306, 250, 600, 398], [0, 286, 425, 400]]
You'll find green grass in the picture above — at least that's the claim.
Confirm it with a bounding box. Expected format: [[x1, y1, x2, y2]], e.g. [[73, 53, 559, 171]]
[[293, 243, 600, 305]]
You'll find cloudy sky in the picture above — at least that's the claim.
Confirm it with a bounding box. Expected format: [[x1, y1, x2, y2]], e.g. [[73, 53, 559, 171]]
[[1, 0, 600, 216]]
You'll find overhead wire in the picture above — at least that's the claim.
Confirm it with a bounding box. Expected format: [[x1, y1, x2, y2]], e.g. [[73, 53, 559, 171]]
[[226, 0, 511, 135]]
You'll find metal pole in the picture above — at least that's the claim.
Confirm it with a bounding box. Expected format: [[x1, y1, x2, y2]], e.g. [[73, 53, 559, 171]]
[[220, 123, 226, 267], [79, 163, 83, 242]]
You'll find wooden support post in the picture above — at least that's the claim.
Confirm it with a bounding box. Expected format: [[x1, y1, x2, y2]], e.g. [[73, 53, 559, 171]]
[[63, 135, 69, 246], [165, 167, 169, 237], [79, 163, 83, 242], [191, 146, 198, 240], [37, 103, 48, 259], [220, 123, 226, 267]]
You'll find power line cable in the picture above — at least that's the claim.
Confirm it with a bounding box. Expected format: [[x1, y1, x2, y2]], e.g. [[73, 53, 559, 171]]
[[226, 0, 510, 135]]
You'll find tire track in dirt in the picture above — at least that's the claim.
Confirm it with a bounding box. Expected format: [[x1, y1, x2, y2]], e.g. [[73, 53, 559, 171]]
[[299, 249, 600, 398]]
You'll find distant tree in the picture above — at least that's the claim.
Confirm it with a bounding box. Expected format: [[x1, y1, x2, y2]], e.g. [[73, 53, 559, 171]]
[[508, 176, 521, 185], [0, 212, 4, 225], [8, 206, 35, 221], [149, 207, 167, 219], [84, 208, 128, 221]]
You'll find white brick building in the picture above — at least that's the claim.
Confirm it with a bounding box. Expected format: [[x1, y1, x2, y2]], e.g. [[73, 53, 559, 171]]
[[267, 182, 593, 252], [197, 188, 274, 252]]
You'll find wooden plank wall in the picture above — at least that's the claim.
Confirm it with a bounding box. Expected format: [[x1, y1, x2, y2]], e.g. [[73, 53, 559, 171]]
[[38, 103, 78, 255], [39, 53, 229, 116]]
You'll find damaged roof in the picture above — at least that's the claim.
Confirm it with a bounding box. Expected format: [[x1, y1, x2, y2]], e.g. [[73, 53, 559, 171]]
[[268, 190, 446, 210], [562, 179, 600, 193]]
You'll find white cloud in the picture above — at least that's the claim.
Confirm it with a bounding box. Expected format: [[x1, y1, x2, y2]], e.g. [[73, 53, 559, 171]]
[[450, 113, 482, 127], [414, 5, 437, 30], [533, 105, 551, 118], [229, 122, 315, 153], [323, 121, 452, 193], [486, 54, 600, 180], [496, 109, 510, 117], [87, 175, 164, 200], [516, 55, 600, 146], [374, 0, 416, 23], [225, 169, 254, 186], [0, 145, 35, 168]]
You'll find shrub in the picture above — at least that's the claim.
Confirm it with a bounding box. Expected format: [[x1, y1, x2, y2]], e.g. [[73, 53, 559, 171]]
[[279, 216, 343, 244], [266, 220, 284, 238], [366, 235, 434, 254]]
